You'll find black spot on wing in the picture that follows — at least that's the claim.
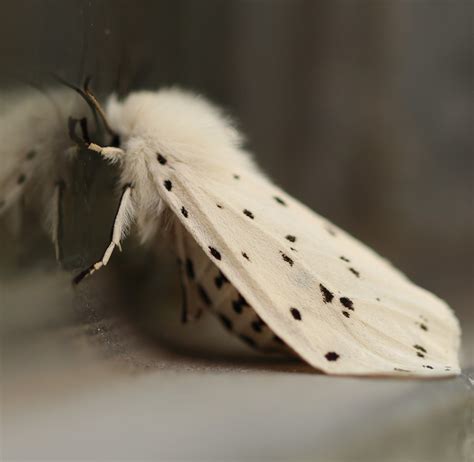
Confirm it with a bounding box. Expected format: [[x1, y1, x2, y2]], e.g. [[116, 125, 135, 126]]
[[233, 174, 240, 180], [216, 204, 223, 209], [232, 294, 248, 314], [214, 271, 229, 289], [414, 344, 427, 353], [164, 180, 172, 191], [342, 311, 350, 318], [242, 252, 250, 261], [319, 284, 334, 303], [340, 256, 350, 262], [349, 267, 360, 278], [290, 307, 302, 320], [417, 352, 425, 358], [251, 319, 265, 333], [26, 150, 36, 160], [197, 284, 212, 307], [218, 313, 233, 331], [325, 352, 340, 361], [239, 334, 257, 348], [157, 153, 167, 164], [419, 323, 428, 331], [181, 206, 188, 218], [285, 235, 296, 243], [273, 335, 285, 345], [339, 297, 354, 310], [279, 251, 293, 266], [243, 209, 254, 219], [326, 227, 336, 236], [422, 365, 434, 369], [274, 196, 286, 206], [17, 174, 26, 184], [209, 247, 221, 260], [185, 259, 195, 280]]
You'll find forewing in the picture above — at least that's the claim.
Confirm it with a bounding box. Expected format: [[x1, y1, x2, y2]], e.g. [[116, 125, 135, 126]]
[[153, 157, 460, 377]]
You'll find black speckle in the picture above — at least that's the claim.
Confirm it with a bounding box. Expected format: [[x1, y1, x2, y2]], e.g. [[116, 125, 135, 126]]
[[285, 235, 296, 243], [232, 294, 248, 314], [376, 297, 381, 302], [251, 320, 264, 333], [326, 227, 336, 236], [17, 174, 26, 184], [417, 352, 425, 358], [340, 297, 354, 310], [157, 153, 167, 164], [239, 334, 257, 348], [290, 247, 297, 252], [214, 271, 229, 289], [349, 267, 360, 278], [209, 247, 221, 260], [290, 307, 302, 320], [342, 311, 350, 318], [181, 206, 188, 218], [217, 204, 223, 209], [233, 174, 240, 180], [423, 365, 434, 369], [164, 180, 172, 191], [274, 196, 287, 206], [280, 251, 294, 266], [394, 368, 410, 373], [340, 256, 350, 262], [273, 335, 285, 345], [197, 284, 212, 306], [218, 313, 233, 331], [243, 209, 254, 219], [414, 344, 427, 353], [26, 150, 36, 160], [185, 259, 195, 280], [325, 352, 340, 361], [420, 323, 428, 331], [242, 252, 250, 261], [319, 284, 334, 303]]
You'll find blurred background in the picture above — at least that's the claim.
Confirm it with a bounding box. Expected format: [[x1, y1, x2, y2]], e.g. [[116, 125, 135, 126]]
[[0, 1, 472, 461]]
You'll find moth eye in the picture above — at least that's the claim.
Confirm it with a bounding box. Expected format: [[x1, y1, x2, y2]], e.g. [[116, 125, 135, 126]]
[[273, 196, 286, 206], [164, 180, 172, 191], [290, 307, 302, 320], [325, 352, 340, 361], [243, 209, 254, 219], [285, 235, 296, 243], [319, 284, 334, 303], [157, 153, 167, 164], [17, 174, 26, 184]]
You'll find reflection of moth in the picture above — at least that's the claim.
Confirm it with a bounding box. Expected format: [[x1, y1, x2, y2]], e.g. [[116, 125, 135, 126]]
[[1, 82, 460, 378], [0, 88, 89, 260]]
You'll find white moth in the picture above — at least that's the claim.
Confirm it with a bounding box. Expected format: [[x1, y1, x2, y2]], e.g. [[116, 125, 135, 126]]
[[3, 84, 461, 378]]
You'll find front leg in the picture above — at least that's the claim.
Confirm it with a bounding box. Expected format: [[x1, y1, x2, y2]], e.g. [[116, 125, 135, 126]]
[[73, 184, 134, 285]]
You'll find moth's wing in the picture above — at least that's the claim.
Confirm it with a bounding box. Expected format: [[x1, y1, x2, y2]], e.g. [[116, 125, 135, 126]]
[[154, 160, 460, 377]]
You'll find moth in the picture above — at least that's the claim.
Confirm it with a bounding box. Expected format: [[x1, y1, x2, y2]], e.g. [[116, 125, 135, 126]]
[[2, 83, 461, 378]]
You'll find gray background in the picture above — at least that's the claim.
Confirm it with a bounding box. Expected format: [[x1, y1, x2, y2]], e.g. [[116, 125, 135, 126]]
[[1, 1, 472, 461]]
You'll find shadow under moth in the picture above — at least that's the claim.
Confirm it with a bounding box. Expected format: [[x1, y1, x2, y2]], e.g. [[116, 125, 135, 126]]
[[0, 82, 461, 378]]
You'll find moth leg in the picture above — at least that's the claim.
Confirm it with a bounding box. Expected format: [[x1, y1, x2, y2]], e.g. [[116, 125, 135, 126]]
[[73, 184, 134, 285], [51, 179, 66, 262]]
